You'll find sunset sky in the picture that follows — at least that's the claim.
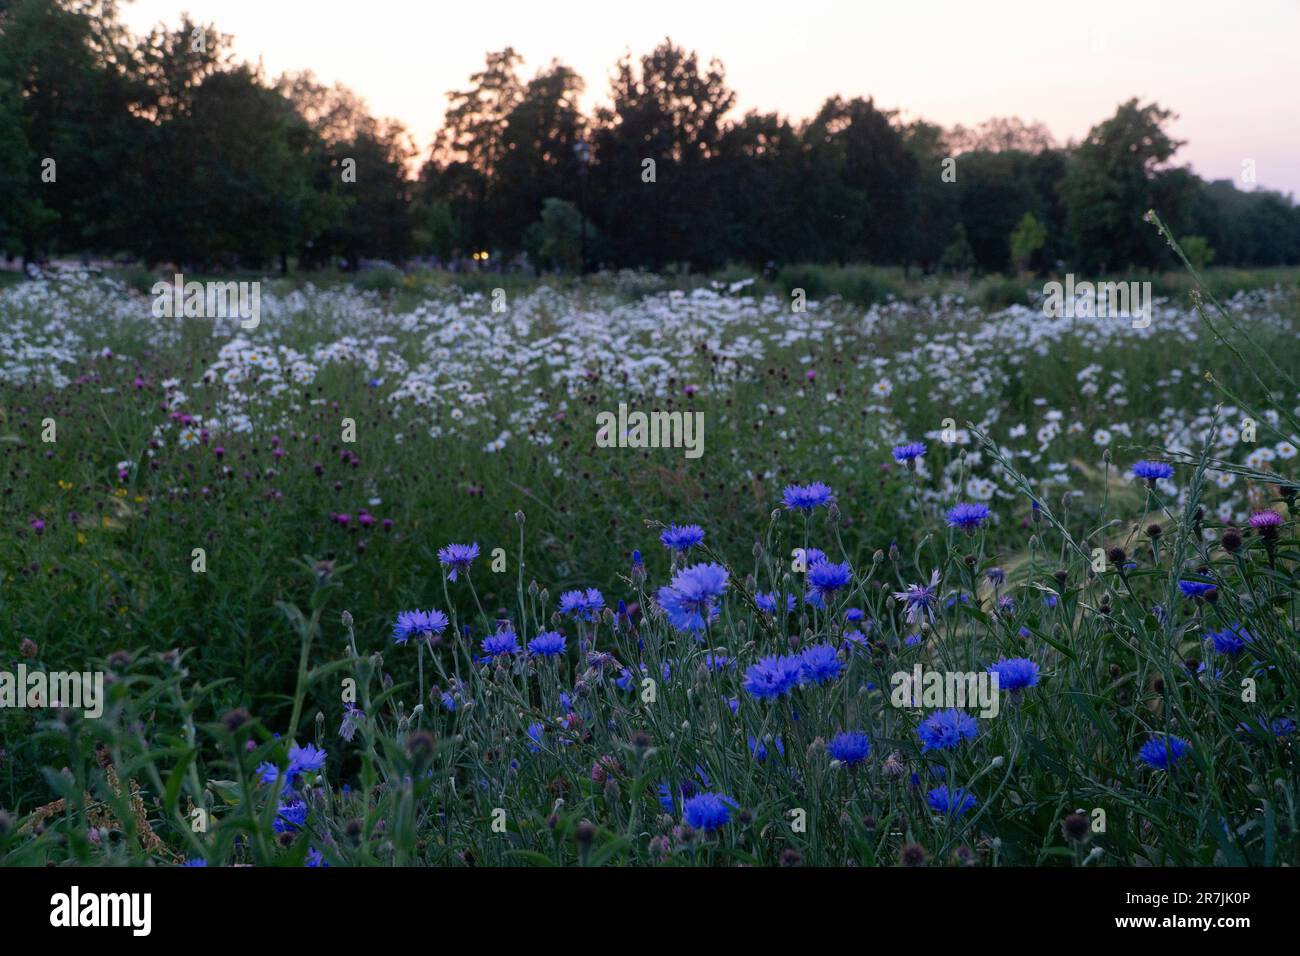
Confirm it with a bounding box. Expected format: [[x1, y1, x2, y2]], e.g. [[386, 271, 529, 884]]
[[120, 0, 1300, 195]]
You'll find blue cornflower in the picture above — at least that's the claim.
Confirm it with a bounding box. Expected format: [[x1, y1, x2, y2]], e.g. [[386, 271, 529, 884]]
[[288, 741, 327, 775], [657, 592, 719, 634], [783, 482, 835, 512], [748, 735, 785, 763], [1138, 734, 1191, 769], [305, 847, 328, 868], [892, 442, 927, 464], [274, 799, 308, 833], [528, 630, 566, 657], [1178, 580, 1216, 599], [660, 523, 705, 552], [558, 588, 605, 621], [1138, 733, 1190, 770], [917, 708, 980, 751], [799, 643, 843, 685], [663, 563, 728, 609], [755, 591, 796, 614], [845, 606, 866, 622], [482, 629, 520, 657], [392, 609, 449, 646], [703, 653, 733, 672], [894, 570, 942, 626], [1239, 716, 1295, 739], [946, 502, 990, 531], [437, 542, 480, 581], [339, 703, 364, 742], [807, 560, 852, 596], [1132, 460, 1174, 483], [656, 563, 728, 633], [827, 731, 872, 766], [986, 567, 1005, 585], [987, 657, 1039, 692], [682, 792, 736, 831], [743, 654, 804, 700], [1208, 625, 1252, 656], [927, 785, 977, 817], [526, 722, 545, 753], [657, 783, 675, 814]]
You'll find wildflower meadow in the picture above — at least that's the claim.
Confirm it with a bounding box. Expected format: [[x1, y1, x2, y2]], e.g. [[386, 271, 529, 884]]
[[2, 9, 1299, 927], [3, 222, 1299, 876]]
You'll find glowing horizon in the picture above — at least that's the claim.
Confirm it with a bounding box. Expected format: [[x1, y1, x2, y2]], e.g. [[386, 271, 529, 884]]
[[119, 0, 1300, 195]]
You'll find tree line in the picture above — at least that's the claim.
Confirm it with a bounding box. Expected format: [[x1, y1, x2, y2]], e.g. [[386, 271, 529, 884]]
[[2, 0, 1298, 275]]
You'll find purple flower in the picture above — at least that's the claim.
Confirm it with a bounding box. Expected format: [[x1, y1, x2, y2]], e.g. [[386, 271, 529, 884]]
[[1249, 510, 1283, 538]]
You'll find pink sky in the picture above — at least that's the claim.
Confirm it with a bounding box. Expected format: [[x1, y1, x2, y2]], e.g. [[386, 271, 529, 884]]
[[121, 0, 1300, 195]]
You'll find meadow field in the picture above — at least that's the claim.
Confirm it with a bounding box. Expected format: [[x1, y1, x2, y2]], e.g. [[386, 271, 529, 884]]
[[2, 247, 1300, 867]]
